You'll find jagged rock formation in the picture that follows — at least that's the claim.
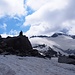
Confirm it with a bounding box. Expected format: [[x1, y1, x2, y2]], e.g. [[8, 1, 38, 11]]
[[58, 55, 75, 65], [33, 44, 57, 57], [0, 31, 33, 56], [0, 31, 50, 58]]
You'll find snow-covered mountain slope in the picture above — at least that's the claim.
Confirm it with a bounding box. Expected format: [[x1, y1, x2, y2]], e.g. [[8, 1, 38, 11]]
[[29, 33, 75, 55], [0, 55, 75, 75]]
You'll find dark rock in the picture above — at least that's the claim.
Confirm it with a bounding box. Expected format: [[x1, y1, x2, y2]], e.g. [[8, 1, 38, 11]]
[[4, 36, 32, 54], [19, 31, 23, 36], [45, 47, 57, 57], [58, 56, 75, 65], [30, 35, 49, 38], [33, 44, 46, 48], [51, 33, 65, 37], [69, 55, 75, 59], [51, 33, 59, 37], [0, 35, 1, 38], [0, 49, 3, 53], [0, 31, 33, 56], [71, 35, 75, 39], [28, 49, 40, 57]]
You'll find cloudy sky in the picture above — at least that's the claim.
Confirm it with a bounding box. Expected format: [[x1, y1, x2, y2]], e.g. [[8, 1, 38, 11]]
[[0, 0, 75, 37]]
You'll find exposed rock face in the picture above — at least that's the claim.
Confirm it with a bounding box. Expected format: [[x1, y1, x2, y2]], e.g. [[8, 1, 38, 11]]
[[0, 32, 53, 58], [4, 36, 32, 52], [41, 47, 57, 59], [0, 32, 48, 58], [0, 32, 33, 55], [51, 33, 65, 37], [58, 56, 75, 65]]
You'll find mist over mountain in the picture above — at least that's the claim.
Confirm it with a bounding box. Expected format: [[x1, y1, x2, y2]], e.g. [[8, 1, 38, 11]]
[[30, 32, 75, 55]]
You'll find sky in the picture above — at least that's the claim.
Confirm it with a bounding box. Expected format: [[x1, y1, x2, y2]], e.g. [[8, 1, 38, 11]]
[[0, 0, 75, 37]]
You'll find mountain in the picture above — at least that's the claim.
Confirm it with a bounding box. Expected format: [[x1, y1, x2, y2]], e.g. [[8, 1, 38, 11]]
[[0, 31, 33, 56], [29, 33, 75, 55], [0, 33, 75, 75]]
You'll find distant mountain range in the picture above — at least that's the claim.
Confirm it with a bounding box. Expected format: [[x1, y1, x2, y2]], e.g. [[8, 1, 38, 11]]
[[29, 33, 75, 55], [30, 32, 75, 39]]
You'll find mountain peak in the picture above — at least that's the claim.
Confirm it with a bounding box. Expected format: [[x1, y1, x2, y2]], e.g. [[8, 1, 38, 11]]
[[51, 32, 69, 37]]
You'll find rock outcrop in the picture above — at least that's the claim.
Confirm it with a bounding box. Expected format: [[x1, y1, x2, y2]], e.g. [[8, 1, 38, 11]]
[[0, 31, 33, 56], [0, 31, 52, 59], [58, 55, 75, 65]]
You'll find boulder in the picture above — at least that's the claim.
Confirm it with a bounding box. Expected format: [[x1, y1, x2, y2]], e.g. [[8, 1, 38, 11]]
[[58, 56, 75, 65]]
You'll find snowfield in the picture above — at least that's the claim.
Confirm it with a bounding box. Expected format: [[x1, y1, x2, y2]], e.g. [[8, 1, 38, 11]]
[[30, 35, 75, 50], [29, 35, 75, 55], [0, 55, 75, 75]]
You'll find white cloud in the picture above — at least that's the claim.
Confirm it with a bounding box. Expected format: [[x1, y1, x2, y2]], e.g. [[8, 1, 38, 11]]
[[1, 29, 19, 38], [0, 23, 7, 30], [24, 0, 68, 26], [0, 0, 26, 18], [26, 0, 50, 10], [24, 0, 75, 36], [24, 0, 70, 35], [25, 22, 59, 36], [26, 0, 68, 10], [62, 20, 75, 35], [9, 29, 19, 35], [1, 33, 13, 38]]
